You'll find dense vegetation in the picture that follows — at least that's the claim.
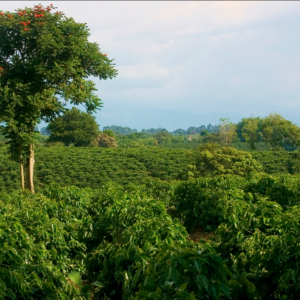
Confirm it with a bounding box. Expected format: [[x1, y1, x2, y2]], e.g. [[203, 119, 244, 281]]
[[2, 172, 300, 299], [2, 118, 300, 300], [1, 4, 300, 300], [1, 146, 300, 193]]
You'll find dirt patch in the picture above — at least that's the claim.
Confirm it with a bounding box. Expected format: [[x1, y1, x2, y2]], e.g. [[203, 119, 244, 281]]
[[188, 227, 214, 243]]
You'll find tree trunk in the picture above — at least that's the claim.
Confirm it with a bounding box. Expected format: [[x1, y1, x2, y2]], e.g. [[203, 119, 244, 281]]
[[27, 144, 35, 193], [20, 161, 25, 190]]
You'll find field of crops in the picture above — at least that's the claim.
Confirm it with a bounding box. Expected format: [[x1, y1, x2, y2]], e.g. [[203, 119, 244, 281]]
[[1, 147, 300, 192], [1, 146, 300, 299], [1, 173, 300, 299], [0, 147, 189, 192]]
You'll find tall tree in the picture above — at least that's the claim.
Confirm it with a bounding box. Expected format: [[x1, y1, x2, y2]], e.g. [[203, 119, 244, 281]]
[[261, 113, 300, 150], [241, 117, 262, 150], [219, 118, 237, 146], [0, 4, 117, 192]]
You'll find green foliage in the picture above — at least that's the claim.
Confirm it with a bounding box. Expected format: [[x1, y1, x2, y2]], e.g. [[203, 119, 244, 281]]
[[200, 130, 210, 136], [103, 125, 138, 135], [244, 173, 300, 208], [177, 165, 200, 181], [0, 3, 117, 169], [0, 147, 191, 192], [260, 113, 300, 150], [83, 192, 231, 300], [103, 129, 116, 138], [240, 117, 262, 150], [215, 192, 300, 300], [68, 270, 104, 300], [118, 140, 146, 148], [2, 169, 300, 299], [135, 242, 231, 300], [203, 133, 222, 144], [193, 144, 262, 177], [0, 185, 93, 299], [47, 107, 100, 146], [219, 118, 237, 146], [154, 130, 173, 145], [172, 176, 245, 232], [251, 151, 300, 175], [2, 147, 300, 193], [157, 143, 200, 149]]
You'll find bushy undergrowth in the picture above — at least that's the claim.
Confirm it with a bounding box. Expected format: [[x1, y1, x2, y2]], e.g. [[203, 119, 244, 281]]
[[170, 173, 300, 300], [216, 196, 300, 300], [0, 186, 90, 299], [2, 169, 300, 299], [0, 183, 232, 300]]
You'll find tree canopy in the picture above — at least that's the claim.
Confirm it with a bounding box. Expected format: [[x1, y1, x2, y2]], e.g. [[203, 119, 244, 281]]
[[193, 143, 262, 177], [47, 107, 100, 146], [260, 113, 300, 149], [0, 3, 117, 191]]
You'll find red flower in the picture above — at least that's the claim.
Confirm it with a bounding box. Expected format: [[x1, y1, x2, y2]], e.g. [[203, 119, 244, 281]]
[[23, 22, 27, 26], [50, 4, 53, 6], [42, 9, 45, 12], [27, 21, 30, 24], [0, 13, 4, 16]]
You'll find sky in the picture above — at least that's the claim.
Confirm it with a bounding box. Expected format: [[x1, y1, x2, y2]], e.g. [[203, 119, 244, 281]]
[[2, 1, 300, 131]]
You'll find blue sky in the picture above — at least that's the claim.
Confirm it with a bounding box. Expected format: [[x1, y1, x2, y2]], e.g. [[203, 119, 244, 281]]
[[3, 1, 300, 131]]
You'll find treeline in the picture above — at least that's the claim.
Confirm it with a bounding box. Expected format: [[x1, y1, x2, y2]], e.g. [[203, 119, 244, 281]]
[[103, 124, 219, 135], [2, 110, 300, 151]]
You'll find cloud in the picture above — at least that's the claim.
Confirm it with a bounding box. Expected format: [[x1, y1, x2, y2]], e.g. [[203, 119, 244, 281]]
[[2, 1, 300, 129], [117, 64, 169, 79]]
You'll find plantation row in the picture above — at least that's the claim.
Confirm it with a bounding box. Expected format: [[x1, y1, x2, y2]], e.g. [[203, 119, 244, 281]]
[[1, 173, 300, 299], [1, 147, 300, 192]]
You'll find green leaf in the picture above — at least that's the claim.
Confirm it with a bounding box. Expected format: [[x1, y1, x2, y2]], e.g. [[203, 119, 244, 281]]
[[92, 281, 104, 288], [68, 271, 82, 288]]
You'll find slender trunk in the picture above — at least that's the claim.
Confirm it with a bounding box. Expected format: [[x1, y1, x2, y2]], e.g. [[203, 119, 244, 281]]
[[20, 161, 25, 190], [27, 144, 35, 193]]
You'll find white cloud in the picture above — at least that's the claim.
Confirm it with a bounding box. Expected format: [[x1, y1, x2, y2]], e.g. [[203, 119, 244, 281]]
[[2, 1, 300, 127], [117, 64, 169, 79]]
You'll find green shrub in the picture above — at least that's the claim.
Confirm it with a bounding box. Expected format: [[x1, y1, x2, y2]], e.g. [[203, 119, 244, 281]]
[[244, 174, 300, 208], [193, 144, 262, 177], [83, 193, 231, 300], [135, 242, 231, 300], [0, 187, 91, 299], [172, 176, 245, 232], [215, 191, 300, 299]]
